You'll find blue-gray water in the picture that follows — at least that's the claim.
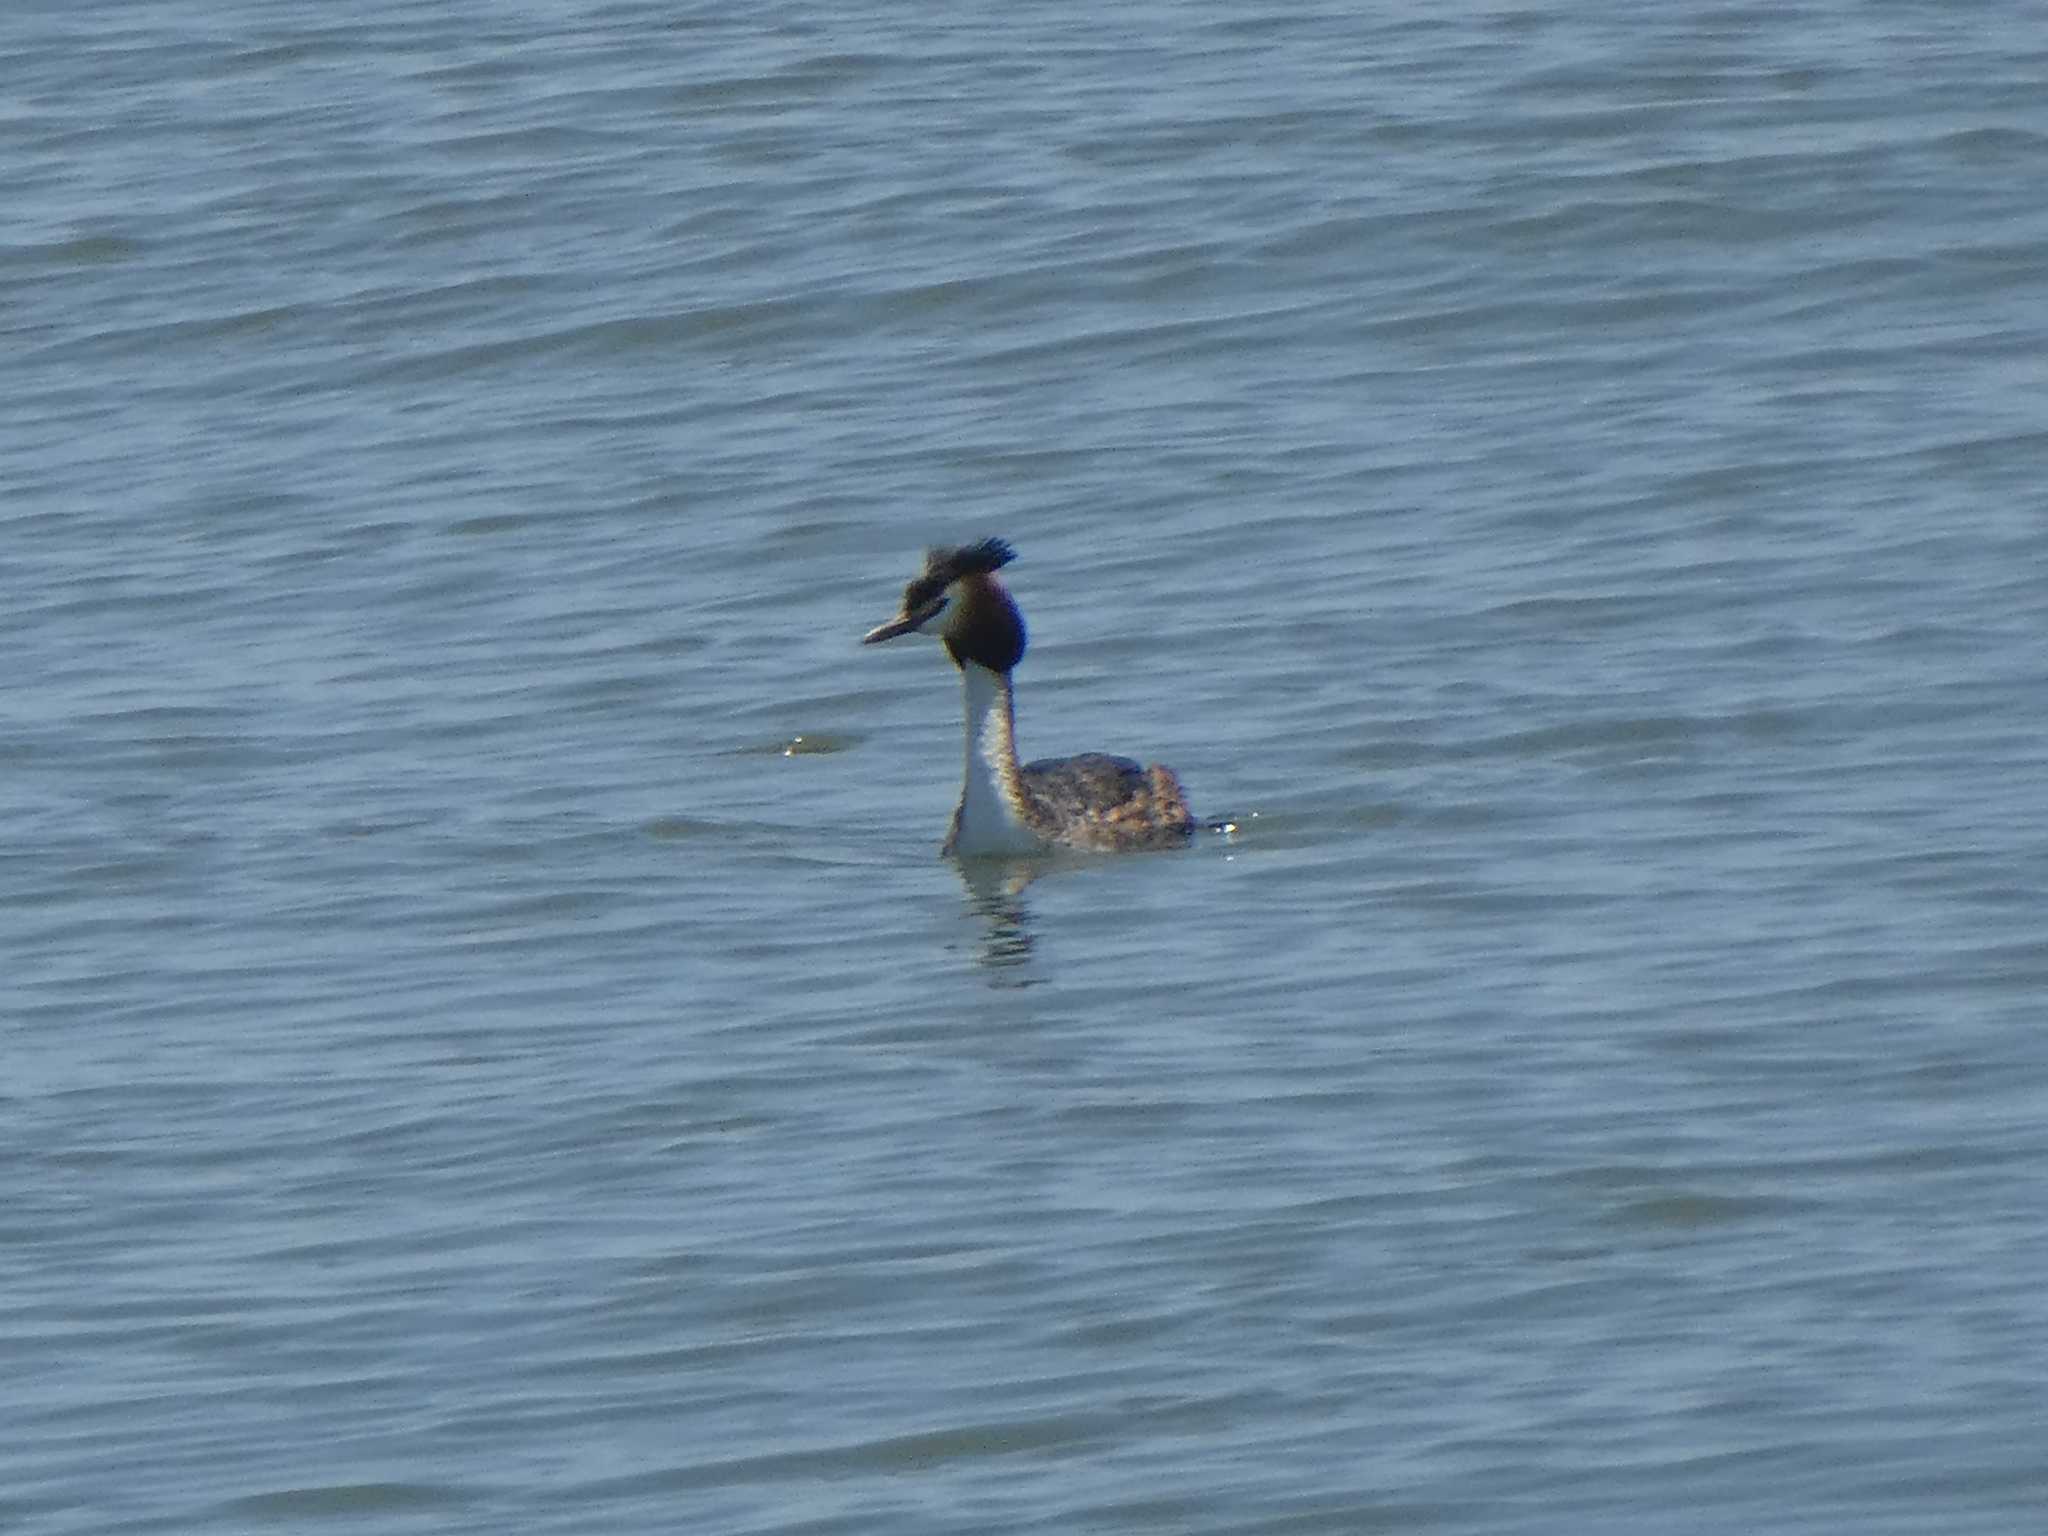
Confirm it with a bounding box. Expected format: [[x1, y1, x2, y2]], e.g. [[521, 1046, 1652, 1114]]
[[8, 3, 2048, 1532]]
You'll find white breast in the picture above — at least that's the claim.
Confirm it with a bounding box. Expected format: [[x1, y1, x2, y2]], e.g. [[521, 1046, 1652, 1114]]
[[951, 663, 1046, 856]]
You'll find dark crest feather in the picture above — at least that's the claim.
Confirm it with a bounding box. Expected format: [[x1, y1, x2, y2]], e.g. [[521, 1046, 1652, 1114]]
[[948, 537, 1015, 576], [903, 537, 1016, 610]]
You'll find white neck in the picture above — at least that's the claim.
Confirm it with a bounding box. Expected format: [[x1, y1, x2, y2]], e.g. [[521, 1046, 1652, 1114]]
[[951, 663, 1044, 856]]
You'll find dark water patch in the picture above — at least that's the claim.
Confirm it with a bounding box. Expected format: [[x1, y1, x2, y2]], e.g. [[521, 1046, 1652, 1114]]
[[566, 1413, 1113, 1500], [0, 232, 145, 270], [218, 1481, 472, 1518], [1603, 1192, 1798, 1231]]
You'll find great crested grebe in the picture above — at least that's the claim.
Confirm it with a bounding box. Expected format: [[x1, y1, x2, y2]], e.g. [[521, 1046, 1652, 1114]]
[[861, 539, 1194, 856]]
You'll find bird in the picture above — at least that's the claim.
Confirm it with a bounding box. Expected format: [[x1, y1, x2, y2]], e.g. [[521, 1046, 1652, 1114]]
[[862, 538, 1194, 856]]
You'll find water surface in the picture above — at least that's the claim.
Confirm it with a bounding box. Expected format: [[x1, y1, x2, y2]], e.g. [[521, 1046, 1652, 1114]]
[[7, 3, 2048, 1532]]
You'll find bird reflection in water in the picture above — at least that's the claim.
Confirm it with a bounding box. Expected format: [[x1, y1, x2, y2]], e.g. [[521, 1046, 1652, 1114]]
[[955, 858, 1055, 983]]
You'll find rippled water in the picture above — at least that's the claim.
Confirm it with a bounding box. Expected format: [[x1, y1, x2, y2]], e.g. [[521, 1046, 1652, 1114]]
[[8, 3, 2048, 1532]]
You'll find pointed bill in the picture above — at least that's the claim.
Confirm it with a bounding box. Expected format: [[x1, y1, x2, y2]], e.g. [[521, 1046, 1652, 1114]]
[[861, 614, 922, 644]]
